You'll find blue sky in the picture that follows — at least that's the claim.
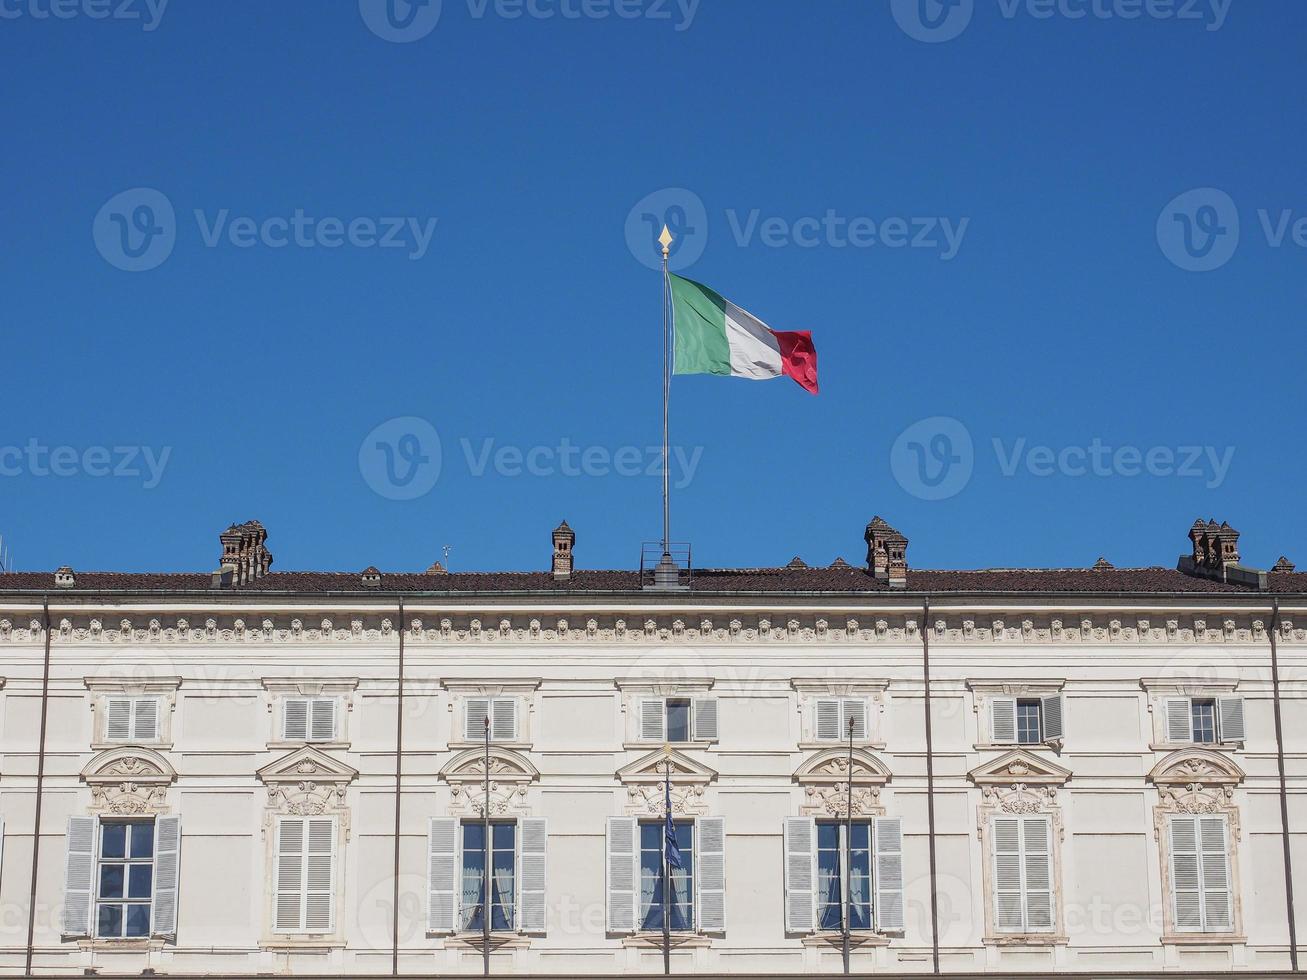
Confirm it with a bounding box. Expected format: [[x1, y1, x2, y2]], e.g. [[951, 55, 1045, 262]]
[[2, 0, 1303, 575]]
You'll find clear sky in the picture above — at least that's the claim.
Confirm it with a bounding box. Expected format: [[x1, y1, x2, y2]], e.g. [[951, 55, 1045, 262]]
[[2, 0, 1302, 576]]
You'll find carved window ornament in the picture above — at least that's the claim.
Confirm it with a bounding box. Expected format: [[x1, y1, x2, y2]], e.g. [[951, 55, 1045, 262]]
[[969, 749, 1071, 945], [440, 746, 539, 817], [1148, 748, 1245, 942], [261, 678, 358, 750], [256, 745, 359, 821], [83, 676, 181, 750], [618, 747, 716, 817], [81, 747, 177, 815], [793, 747, 891, 818], [790, 678, 888, 748]]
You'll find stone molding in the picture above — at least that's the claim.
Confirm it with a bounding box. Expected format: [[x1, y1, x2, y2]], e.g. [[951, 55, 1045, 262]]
[[81, 746, 177, 815]]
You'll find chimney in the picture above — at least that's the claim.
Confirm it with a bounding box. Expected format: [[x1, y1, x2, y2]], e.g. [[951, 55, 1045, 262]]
[[1179, 518, 1265, 588], [1272, 556, 1296, 573], [552, 521, 575, 582], [213, 520, 273, 588], [361, 566, 382, 588], [54, 566, 76, 588], [865, 516, 909, 589]]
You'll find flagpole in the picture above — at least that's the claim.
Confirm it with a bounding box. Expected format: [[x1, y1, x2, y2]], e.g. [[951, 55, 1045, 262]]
[[843, 715, 854, 975], [659, 225, 673, 558], [483, 713, 491, 977], [663, 753, 672, 976]]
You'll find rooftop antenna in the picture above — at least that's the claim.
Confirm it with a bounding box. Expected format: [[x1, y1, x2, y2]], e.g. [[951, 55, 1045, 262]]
[[442, 544, 451, 573]]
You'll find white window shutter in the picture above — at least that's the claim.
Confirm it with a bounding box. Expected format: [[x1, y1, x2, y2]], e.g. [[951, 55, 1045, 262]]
[[62, 816, 96, 937], [1022, 817, 1053, 930], [605, 817, 638, 932], [283, 699, 309, 741], [815, 699, 840, 741], [106, 698, 132, 741], [692, 698, 718, 742], [990, 697, 1017, 743], [1170, 816, 1202, 931], [518, 818, 548, 932], [992, 817, 1023, 931], [1218, 697, 1245, 743], [133, 698, 159, 741], [844, 699, 868, 740], [1040, 695, 1064, 742], [275, 818, 306, 931], [151, 815, 181, 938], [1165, 698, 1193, 743], [428, 817, 459, 933], [696, 816, 726, 932], [304, 817, 336, 932], [492, 698, 518, 741], [640, 699, 665, 742], [1200, 816, 1232, 931], [309, 699, 337, 742], [466, 698, 490, 741], [783, 817, 816, 932], [873, 817, 904, 931]]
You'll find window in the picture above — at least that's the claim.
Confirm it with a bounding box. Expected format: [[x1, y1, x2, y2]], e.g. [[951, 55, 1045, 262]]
[[816, 822, 872, 930], [1164, 697, 1244, 744], [105, 698, 159, 742], [639, 697, 718, 743], [461, 822, 516, 932], [282, 698, 337, 742], [992, 815, 1054, 933], [990, 695, 1063, 745], [96, 820, 154, 938], [274, 816, 336, 932], [640, 820, 694, 931], [464, 697, 518, 742], [1169, 815, 1233, 933], [783, 816, 902, 933], [814, 699, 868, 742]]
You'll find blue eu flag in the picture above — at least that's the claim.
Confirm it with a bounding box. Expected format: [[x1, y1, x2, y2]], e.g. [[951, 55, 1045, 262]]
[[664, 769, 682, 870]]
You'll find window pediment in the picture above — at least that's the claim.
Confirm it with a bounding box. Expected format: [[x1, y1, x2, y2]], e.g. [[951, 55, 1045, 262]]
[[1149, 748, 1245, 788], [969, 749, 1071, 788], [440, 747, 540, 784], [617, 747, 717, 785], [81, 747, 176, 814], [257, 745, 360, 786], [793, 747, 891, 786]]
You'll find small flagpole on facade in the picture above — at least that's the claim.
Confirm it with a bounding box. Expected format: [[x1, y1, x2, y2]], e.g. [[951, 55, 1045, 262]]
[[659, 225, 673, 561], [663, 745, 674, 976], [843, 715, 854, 975], [483, 713, 491, 977]]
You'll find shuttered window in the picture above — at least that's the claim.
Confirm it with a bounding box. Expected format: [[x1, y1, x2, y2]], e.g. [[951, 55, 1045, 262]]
[[465, 697, 518, 741], [94, 819, 155, 938], [104, 698, 160, 742], [283, 698, 337, 742], [274, 816, 336, 933], [784, 816, 903, 934], [992, 696, 1063, 745], [992, 815, 1054, 933], [814, 699, 868, 741], [1170, 815, 1233, 933], [639, 697, 719, 743], [1164, 697, 1245, 744]]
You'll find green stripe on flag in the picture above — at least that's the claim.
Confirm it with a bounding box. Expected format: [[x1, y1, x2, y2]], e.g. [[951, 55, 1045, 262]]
[[670, 273, 732, 377]]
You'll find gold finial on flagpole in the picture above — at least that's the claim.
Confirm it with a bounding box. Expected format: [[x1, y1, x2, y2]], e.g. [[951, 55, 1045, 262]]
[[662, 742, 674, 757], [659, 224, 674, 259]]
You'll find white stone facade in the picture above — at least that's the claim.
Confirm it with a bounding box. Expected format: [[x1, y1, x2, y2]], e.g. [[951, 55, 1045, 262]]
[[0, 596, 1303, 976]]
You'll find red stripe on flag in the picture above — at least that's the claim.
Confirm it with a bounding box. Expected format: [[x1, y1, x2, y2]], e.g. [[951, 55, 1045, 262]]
[[774, 330, 818, 394]]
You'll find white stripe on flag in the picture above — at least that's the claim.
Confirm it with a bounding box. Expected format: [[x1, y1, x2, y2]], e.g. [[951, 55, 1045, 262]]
[[722, 300, 783, 379]]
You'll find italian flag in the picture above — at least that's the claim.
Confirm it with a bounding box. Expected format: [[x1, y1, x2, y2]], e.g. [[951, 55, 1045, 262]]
[[670, 273, 819, 394]]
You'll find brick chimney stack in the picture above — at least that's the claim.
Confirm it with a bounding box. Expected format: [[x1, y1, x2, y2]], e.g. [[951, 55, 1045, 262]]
[[552, 521, 575, 582], [865, 516, 908, 590], [214, 520, 273, 587], [1180, 518, 1264, 589]]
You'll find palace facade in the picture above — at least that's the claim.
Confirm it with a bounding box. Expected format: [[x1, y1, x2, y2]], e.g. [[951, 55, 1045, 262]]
[[0, 517, 1304, 977]]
